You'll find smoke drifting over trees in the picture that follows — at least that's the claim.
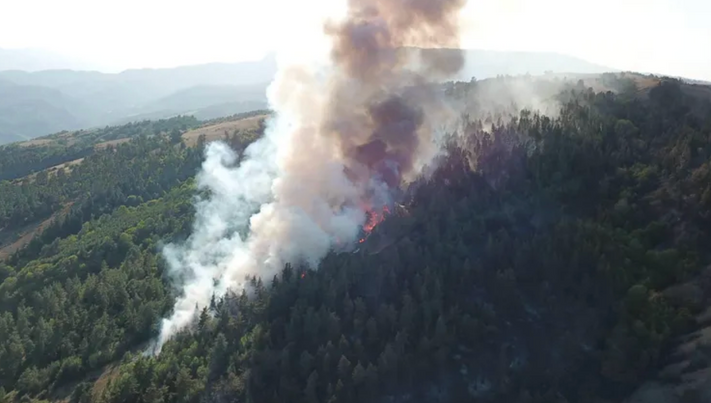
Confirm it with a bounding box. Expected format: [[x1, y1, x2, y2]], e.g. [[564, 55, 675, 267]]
[[153, 0, 469, 352]]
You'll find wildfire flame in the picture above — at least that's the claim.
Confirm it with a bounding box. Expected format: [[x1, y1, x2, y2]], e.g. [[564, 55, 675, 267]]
[[358, 205, 391, 243]]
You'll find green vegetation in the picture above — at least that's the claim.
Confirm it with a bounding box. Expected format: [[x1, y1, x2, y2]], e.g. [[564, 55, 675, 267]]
[[0, 113, 265, 402], [0, 127, 202, 241], [0, 116, 200, 182], [1, 75, 711, 403], [0, 112, 271, 238], [0, 184, 193, 395]]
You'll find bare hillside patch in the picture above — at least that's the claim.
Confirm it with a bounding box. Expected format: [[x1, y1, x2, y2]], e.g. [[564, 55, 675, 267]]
[[0, 203, 73, 260], [182, 115, 267, 146]]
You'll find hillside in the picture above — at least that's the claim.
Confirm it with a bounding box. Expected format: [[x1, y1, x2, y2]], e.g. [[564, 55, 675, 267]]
[[2, 74, 711, 403], [0, 49, 615, 145]]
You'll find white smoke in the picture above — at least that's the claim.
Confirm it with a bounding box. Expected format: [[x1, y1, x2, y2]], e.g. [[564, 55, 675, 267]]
[[152, 62, 373, 353]]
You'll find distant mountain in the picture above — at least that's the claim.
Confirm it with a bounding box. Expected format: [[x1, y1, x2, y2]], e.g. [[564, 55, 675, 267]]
[[140, 83, 270, 114], [455, 49, 616, 80], [0, 48, 103, 72], [0, 78, 91, 144], [0, 55, 277, 144], [113, 84, 270, 124], [0, 50, 616, 145], [0, 55, 276, 112]]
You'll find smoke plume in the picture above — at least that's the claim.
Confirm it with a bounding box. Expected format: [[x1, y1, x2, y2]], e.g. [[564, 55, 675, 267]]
[[153, 0, 468, 353]]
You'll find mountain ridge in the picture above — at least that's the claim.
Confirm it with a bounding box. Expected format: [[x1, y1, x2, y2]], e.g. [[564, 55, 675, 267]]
[[0, 49, 616, 145]]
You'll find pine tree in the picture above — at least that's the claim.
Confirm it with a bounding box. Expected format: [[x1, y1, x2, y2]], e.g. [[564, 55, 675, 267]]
[[337, 355, 352, 382], [209, 333, 229, 380], [198, 306, 210, 333], [351, 362, 366, 387], [299, 350, 315, 378], [364, 362, 379, 393], [365, 317, 379, 348], [304, 370, 319, 403]]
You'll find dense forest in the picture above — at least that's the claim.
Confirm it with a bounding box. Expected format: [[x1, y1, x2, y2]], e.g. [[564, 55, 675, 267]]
[[1, 74, 711, 403]]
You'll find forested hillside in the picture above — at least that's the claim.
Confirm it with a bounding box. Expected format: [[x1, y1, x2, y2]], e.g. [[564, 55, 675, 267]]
[[1, 74, 711, 403]]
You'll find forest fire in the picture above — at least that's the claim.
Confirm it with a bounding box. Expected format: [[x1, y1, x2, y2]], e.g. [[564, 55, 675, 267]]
[[152, 0, 468, 355], [359, 205, 391, 243]]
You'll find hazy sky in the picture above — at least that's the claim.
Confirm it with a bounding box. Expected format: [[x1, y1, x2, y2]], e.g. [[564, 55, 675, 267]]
[[1, 0, 710, 80]]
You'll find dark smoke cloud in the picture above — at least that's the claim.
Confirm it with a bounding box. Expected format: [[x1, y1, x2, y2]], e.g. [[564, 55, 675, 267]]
[[326, 0, 465, 77], [324, 0, 467, 195]]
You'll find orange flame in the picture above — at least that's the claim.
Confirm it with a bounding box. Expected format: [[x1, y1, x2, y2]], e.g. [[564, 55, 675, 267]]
[[358, 205, 390, 243]]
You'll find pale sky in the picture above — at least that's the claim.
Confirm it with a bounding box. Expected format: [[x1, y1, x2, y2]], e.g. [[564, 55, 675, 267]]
[[1, 0, 710, 80]]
